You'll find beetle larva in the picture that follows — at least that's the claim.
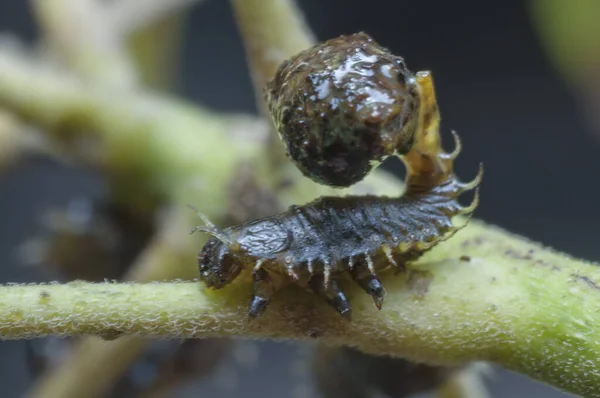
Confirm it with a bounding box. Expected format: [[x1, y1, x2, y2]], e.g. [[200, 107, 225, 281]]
[[192, 35, 482, 320], [192, 135, 480, 319], [265, 32, 420, 188]]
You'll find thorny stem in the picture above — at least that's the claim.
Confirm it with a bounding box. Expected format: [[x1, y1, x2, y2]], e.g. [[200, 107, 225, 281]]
[[3, 221, 600, 397]]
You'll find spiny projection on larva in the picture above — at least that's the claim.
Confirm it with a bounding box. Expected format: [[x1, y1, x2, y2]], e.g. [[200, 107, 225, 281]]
[[191, 32, 482, 320]]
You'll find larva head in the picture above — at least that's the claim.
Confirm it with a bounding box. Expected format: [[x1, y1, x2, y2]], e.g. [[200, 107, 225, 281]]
[[266, 32, 420, 188], [197, 237, 243, 289]]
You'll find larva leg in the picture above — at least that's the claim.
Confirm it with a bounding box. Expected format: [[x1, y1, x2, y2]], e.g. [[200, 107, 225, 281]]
[[308, 273, 352, 320], [248, 268, 281, 319], [356, 274, 386, 310], [348, 258, 386, 310]]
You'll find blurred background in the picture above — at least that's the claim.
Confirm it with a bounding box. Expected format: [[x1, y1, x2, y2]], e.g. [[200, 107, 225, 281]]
[[0, 0, 598, 397]]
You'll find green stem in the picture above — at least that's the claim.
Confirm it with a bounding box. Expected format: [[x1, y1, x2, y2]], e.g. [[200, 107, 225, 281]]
[[529, 0, 600, 85], [30, 0, 138, 88], [0, 50, 264, 212], [230, 0, 315, 113], [230, 0, 316, 171], [126, 12, 188, 91], [6, 220, 600, 397]]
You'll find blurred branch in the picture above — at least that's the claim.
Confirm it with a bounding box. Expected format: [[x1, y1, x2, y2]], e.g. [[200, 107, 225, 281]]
[[126, 13, 188, 91], [0, 49, 266, 211], [529, 0, 600, 85], [311, 345, 490, 398], [529, 0, 600, 138], [0, 109, 23, 169], [30, 0, 138, 88], [108, 0, 202, 36], [31, 0, 202, 90], [0, 109, 70, 170], [7, 3, 210, 393], [118, 0, 204, 90], [230, 0, 315, 113], [4, 221, 600, 397], [230, 0, 316, 170]]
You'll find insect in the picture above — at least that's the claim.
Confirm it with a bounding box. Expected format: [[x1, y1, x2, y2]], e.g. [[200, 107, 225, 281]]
[[192, 47, 482, 320], [265, 32, 420, 188]]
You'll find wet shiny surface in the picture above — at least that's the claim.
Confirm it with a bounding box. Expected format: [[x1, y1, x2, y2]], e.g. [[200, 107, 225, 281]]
[[266, 32, 420, 187]]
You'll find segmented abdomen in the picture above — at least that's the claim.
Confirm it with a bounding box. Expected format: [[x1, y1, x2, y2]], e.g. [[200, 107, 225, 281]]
[[242, 172, 479, 280]]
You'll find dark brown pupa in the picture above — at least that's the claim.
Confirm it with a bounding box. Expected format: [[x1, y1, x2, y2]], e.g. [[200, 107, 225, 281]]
[[192, 36, 482, 320], [265, 32, 420, 188]]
